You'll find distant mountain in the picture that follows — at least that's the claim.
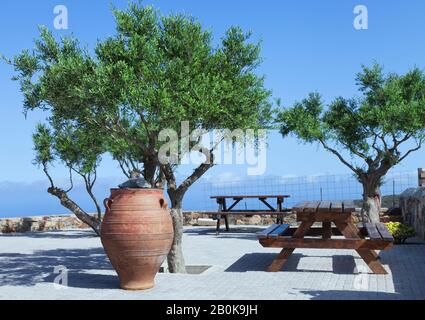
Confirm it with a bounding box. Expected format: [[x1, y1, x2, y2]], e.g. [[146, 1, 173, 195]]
[[353, 194, 400, 209]]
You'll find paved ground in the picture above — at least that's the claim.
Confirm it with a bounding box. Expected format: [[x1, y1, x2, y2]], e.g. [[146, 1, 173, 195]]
[[0, 226, 424, 300]]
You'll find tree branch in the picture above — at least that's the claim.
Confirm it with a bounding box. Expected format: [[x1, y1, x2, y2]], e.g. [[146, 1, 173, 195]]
[[161, 163, 177, 191], [47, 186, 100, 235], [42, 162, 55, 189], [176, 148, 216, 196], [398, 139, 423, 163], [118, 158, 131, 178], [319, 139, 359, 174], [65, 166, 74, 193], [82, 172, 102, 219]]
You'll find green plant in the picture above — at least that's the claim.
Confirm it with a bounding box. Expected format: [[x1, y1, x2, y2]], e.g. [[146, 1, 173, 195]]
[[386, 222, 416, 244], [7, 2, 272, 273], [278, 64, 425, 223]]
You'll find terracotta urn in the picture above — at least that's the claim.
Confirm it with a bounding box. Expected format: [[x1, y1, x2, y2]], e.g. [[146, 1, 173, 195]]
[[101, 187, 173, 290]]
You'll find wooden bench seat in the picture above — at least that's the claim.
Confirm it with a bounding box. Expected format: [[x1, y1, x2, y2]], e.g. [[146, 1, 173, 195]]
[[365, 222, 394, 242], [257, 224, 290, 239], [203, 210, 292, 216], [256, 201, 395, 274]]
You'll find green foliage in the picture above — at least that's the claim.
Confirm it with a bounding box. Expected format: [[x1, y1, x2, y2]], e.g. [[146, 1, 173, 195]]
[[33, 121, 105, 176], [11, 1, 272, 176], [33, 124, 54, 165], [278, 64, 425, 179], [386, 222, 416, 244]]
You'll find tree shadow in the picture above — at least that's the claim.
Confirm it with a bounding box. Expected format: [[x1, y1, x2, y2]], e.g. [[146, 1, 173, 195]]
[[0, 247, 118, 289], [225, 253, 358, 274], [298, 290, 403, 300], [184, 226, 264, 241]]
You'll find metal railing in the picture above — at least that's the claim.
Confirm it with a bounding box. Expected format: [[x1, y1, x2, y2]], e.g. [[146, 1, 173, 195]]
[[194, 170, 418, 212]]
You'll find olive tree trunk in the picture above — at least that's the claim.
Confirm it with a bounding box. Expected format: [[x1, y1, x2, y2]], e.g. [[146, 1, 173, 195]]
[[48, 187, 101, 236], [361, 179, 382, 224], [162, 158, 215, 274], [166, 192, 187, 273]]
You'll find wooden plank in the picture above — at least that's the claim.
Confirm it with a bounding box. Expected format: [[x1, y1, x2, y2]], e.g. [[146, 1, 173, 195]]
[[260, 238, 394, 250], [331, 201, 343, 213], [259, 198, 277, 211], [318, 201, 332, 212], [284, 227, 343, 237], [268, 224, 290, 238], [293, 220, 315, 237], [266, 219, 314, 272], [267, 249, 294, 272], [365, 223, 382, 240], [257, 224, 280, 239], [375, 223, 394, 242], [356, 249, 388, 274], [335, 222, 364, 239], [334, 221, 388, 274], [297, 212, 351, 223], [342, 200, 356, 213], [226, 198, 242, 211], [293, 201, 309, 213], [305, 201, 321, 212]]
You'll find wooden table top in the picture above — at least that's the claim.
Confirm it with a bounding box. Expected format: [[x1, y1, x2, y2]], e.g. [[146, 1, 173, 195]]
[[210, 195, 290, 199], [293, 200, 356, 213]]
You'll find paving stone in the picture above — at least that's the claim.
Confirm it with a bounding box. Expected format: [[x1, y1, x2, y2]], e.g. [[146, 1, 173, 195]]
[[0, 226, 424, 300]]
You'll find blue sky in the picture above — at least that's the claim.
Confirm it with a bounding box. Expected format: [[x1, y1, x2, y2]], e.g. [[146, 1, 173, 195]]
[[0, 0, 424, 216]]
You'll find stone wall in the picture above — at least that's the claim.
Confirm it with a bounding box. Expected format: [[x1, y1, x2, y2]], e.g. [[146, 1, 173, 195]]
[[1, 208, 399, 234], [0, 215, 92, 233], [182, 210, 395, 226], [400, 187, 425, 240], [1, 212, 300, 234], [183, 211, 298, 226]]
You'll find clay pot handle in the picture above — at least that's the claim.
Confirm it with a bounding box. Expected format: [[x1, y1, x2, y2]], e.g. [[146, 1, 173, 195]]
[[104, 198, 114, 213], [159, 198, 168, 209]]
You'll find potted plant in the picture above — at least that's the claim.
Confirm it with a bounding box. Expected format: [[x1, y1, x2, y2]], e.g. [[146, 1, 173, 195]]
[[386, 222, 416, 244]]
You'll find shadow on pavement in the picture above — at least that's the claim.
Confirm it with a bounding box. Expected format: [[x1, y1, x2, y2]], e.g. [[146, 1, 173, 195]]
[[184, 226, 264, 240], [0, 247, 118, 289], [298, 290, 403, 300], [225, 253, 357, 274], [226, 244, 425, 299]]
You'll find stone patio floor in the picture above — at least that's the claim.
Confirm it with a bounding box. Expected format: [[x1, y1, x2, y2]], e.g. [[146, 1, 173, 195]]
[[0, 226, 424, 300]]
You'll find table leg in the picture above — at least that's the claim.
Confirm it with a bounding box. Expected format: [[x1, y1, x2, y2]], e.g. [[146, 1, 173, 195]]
[[277, 198, 283, 224], [267, 219, 315, 272], [224, 215, 229, 232], [322, 221, 332, 239], [267, 249, 295, 272], [216, 198, 225, 235], [335, 222, 387, 275], [216, 215, 221, 235], [356, 249, 387, 274]]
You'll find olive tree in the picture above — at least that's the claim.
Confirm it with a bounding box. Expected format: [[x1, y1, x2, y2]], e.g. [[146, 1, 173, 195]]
[[9, 2, 272, 273], [32, 122, 105, 235], [278, 64, 425, 223]]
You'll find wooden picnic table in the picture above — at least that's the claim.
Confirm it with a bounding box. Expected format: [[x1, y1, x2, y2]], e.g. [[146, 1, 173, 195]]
[[258, 200, 394, 274], [210, 195, 291, 234]]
